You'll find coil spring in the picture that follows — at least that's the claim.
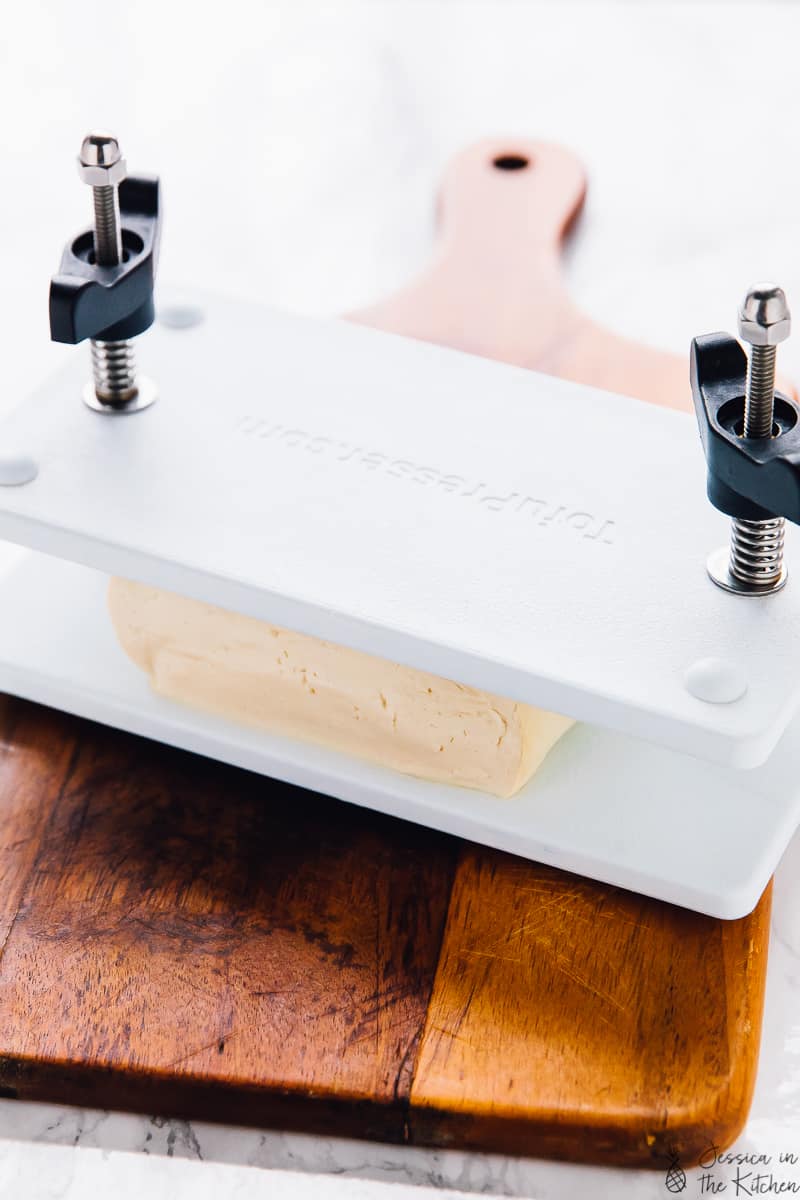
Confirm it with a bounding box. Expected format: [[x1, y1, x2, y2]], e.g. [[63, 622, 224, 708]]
[[729, 516, 786, 587], [90, 339, 138, 404]]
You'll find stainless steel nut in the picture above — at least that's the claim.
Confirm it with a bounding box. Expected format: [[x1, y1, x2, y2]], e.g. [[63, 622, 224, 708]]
[[77, 133, 127, 188], [738, 283, 791, 346], [77, 158, 127, 187]]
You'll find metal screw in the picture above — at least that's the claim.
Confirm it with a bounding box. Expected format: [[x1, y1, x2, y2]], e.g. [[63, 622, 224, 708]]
[[79, 133, 125, 266], [707, 283, 791, 595], [78, 132, 143, 410]]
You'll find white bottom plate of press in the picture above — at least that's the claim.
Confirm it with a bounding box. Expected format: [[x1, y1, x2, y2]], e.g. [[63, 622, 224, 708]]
[[0, 547, 795, 920]]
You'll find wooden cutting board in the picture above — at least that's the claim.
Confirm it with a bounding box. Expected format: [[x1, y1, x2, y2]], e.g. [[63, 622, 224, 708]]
[[0, 139, 770, 1168]]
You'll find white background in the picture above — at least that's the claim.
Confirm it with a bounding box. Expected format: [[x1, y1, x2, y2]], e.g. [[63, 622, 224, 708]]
[[0, 2, 799, 1198]]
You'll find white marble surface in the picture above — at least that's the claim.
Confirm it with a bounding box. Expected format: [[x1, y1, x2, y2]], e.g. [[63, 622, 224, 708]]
[[1, 1, 800, 1197], [0, 1140, 488, 1200]]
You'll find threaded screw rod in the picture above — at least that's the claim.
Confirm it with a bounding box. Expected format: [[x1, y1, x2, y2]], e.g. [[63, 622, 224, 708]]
[[726, 287, 790, 590], [727, 339, 783, 586], [78, 133, 138, 406], [743, 344, 778, 440], [91, 183, 122, 267]]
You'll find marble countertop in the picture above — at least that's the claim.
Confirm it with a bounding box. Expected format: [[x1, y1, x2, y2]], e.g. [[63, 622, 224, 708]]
[[0, 1139, 492, 1200], [1, 1, 800, 1196]]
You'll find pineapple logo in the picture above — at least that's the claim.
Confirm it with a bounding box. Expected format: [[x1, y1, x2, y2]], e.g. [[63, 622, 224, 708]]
[[664, 1146, 687, 1193]]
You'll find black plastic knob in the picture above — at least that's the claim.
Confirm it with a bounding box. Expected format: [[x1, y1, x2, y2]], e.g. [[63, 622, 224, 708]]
[[49, 175, 160, 345], [690, 331, 800, 524]]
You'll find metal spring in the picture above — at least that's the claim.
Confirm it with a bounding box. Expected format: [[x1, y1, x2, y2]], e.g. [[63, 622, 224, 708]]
[[90, 338, 138, 404], [729, 516, 786, 586], [92, 184, 123, 267]]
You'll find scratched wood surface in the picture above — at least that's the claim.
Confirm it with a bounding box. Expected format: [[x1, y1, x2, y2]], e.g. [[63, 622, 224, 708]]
[[0, 139, 772, 1166]]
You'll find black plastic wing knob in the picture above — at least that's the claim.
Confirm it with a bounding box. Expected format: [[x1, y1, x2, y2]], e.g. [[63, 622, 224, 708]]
[[49, 175, 160, 345], [690, 332, 800, 525]]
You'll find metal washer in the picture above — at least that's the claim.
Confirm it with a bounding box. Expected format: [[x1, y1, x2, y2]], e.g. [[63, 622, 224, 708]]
[[83, 375, 158, 415], [707, 545, 788, 595]]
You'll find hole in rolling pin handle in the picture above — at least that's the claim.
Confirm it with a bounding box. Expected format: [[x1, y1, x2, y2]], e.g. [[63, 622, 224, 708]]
[[492, 154, 530, 171]]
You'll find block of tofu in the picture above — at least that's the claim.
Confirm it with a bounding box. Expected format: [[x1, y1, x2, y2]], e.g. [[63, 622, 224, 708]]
[[108, 578, 573, 798]]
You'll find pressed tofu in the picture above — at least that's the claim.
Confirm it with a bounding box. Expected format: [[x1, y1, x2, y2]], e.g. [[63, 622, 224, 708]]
[[108, 578, 573, 798]]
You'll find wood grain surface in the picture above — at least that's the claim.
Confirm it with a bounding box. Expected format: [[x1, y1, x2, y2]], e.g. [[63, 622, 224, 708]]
[[0, 699, 457, 1139], [409, 852, 769, 1165], [0, 138, 772, 1166]]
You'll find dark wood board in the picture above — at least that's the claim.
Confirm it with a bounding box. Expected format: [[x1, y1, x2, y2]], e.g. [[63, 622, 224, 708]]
[[0, 138, 773, 1166]]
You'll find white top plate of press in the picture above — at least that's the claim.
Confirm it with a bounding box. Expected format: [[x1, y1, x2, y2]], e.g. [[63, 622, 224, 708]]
[[0, 293, 796, 769]]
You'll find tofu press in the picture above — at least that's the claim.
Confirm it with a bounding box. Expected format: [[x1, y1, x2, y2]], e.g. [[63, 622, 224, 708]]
[[0, 133, 799, 919]]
